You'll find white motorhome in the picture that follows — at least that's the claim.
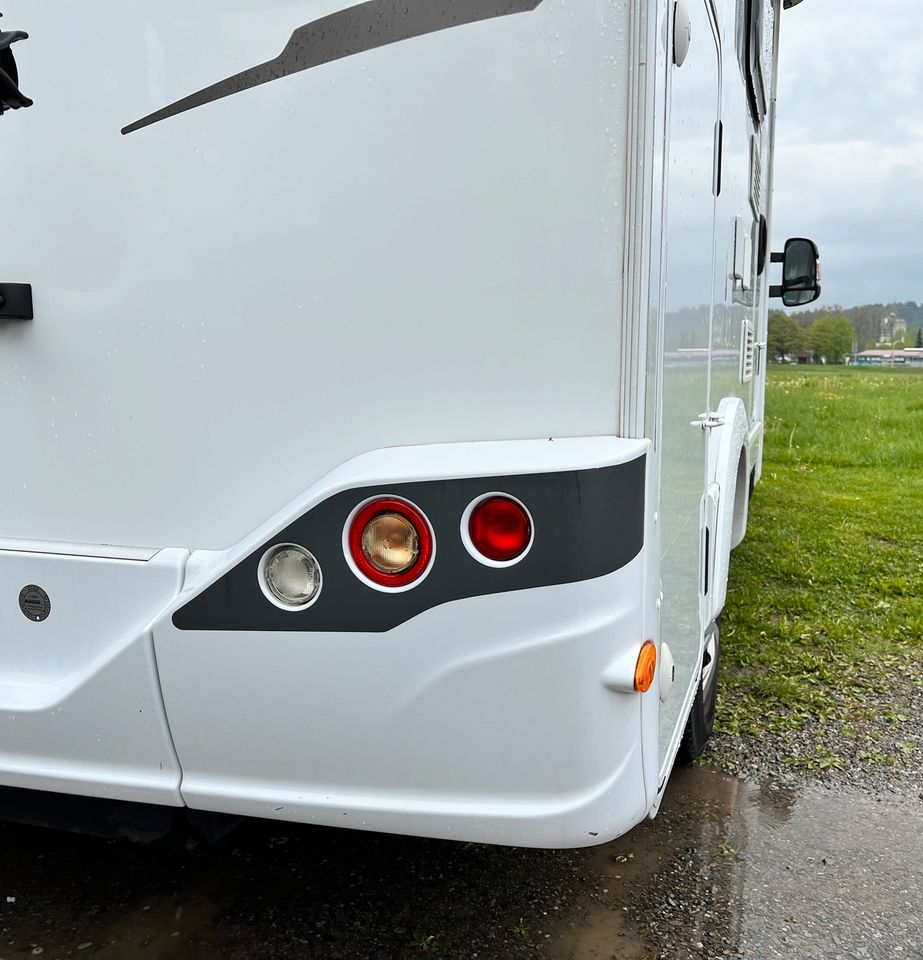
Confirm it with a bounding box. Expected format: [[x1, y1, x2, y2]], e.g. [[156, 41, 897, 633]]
[[0, 0, 819, 847]]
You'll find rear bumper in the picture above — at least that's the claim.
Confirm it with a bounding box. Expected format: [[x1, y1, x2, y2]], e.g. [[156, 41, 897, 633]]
[[155, 436, 656, 847], [158, 559, 651, 848], [1, 437, 657, 847]]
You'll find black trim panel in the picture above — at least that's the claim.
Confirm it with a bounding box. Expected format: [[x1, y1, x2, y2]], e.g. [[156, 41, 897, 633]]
[[122, 0, 545, 135], [173, 457, 646, 633]]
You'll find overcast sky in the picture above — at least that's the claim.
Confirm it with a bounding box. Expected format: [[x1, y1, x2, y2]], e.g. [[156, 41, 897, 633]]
[[771, 0, 923, 307]]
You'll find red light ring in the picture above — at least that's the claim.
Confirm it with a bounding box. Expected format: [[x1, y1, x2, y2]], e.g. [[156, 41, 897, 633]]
[[348, 497, 434, 588]]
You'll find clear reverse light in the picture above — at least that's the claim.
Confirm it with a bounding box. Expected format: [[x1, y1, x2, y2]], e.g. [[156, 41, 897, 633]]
[[263, 545, 321, 608]]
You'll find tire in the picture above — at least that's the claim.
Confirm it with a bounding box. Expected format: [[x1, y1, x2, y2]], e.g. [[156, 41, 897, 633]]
[[677, 616, 720, 763]]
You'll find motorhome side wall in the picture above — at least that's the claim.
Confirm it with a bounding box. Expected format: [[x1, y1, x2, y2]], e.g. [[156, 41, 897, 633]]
[[712, 0, 781, 480], [1, 2, 632, 553], [635, 0, 783, 778], [638, 0, 780, 455]]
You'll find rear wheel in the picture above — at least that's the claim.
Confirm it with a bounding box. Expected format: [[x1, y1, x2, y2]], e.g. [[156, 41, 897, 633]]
[[677, 617, 720, 763]]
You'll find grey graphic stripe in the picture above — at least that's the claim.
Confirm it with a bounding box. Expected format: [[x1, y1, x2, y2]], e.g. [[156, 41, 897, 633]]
[[122, 0, 544, 135]]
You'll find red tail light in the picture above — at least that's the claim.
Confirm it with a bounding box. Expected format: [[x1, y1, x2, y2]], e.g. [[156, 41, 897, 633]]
[[348, 498, 434, 588], [466, 495, 532, 564]]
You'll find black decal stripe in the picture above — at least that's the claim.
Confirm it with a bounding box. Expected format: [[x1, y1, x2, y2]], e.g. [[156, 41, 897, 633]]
[[172, 457, 646, 633], [122, 0, 545, 135]]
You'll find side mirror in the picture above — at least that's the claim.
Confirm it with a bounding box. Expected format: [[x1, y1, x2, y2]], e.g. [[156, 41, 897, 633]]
[[770, 238, 821, 307]]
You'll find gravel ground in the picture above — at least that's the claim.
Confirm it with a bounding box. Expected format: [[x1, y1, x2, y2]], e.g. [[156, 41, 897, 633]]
[[707, 666, 923, 793]]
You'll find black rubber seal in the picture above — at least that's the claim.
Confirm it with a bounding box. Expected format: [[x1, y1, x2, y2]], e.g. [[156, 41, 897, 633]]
[[173, 456, 645, 633]]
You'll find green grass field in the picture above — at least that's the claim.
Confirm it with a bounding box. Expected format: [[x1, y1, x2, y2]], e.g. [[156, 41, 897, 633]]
[[719, 366, 923, 770]]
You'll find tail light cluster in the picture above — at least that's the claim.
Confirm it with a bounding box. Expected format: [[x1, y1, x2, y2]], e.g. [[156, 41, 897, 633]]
[[347, 492, 533, 591], [260, 491, 533, 605]]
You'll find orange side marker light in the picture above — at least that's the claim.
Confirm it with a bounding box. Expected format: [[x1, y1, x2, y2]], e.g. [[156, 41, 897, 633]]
[[634, 641, 658, 693]]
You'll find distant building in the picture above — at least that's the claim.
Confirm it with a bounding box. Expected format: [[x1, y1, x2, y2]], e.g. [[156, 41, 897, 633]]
[[879, 313, 908, 344], [855, 348, 923, 366]]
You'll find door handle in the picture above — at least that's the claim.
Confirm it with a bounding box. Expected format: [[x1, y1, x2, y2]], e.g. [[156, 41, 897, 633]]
[[690, 413, 725, 430], [0, 24, 32, 113]]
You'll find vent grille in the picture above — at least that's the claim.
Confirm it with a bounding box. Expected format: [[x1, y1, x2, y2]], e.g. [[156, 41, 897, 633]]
[[741, 319, 756, 383], [749, 135, 763, 216]]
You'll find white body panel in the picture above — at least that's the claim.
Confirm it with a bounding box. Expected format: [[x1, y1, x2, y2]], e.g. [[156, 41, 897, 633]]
[[0, 548, 185, 803], [1, 0, 628, 550], [0, 0, 794, 846]]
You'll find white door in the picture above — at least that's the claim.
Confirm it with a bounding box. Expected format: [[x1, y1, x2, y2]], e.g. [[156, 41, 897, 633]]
[[658, 0, 721, 772]]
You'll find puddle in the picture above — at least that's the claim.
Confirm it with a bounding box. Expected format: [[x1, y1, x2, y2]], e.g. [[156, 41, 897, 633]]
[[0, 767, 920, 959], [548, 766, 923, 959]]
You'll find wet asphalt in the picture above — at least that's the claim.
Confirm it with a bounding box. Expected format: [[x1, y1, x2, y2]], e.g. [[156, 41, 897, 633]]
[[0, 765, 920, 960]]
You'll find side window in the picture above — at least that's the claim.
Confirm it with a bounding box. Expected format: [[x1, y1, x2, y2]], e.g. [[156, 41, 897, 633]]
[[737, 0, 774, 125]]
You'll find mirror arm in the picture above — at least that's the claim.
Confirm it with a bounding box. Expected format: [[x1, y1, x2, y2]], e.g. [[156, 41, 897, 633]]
[[770, 252, 785, 264], [769, 285, 783, 299]]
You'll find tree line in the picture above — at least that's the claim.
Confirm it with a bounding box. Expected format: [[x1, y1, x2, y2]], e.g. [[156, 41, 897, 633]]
[[768, 301, 923, 363]]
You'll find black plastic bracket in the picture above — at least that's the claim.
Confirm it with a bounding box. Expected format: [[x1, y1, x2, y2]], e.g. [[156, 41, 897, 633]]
[[0, 15, 32, 113], [0, 282, 33, 320]]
